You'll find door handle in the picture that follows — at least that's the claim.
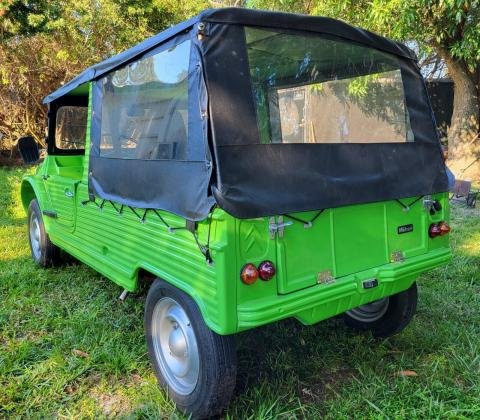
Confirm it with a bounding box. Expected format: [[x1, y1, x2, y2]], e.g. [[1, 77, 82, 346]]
[[269, 216, 293, 239], [65, 189, 74, 198]]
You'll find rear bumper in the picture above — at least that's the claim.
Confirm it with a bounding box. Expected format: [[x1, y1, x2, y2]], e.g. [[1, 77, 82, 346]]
[[237, 247, 451, 331]]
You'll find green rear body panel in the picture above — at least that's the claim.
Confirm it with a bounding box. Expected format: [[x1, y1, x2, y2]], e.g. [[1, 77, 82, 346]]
[[21, 85, 451, 335]]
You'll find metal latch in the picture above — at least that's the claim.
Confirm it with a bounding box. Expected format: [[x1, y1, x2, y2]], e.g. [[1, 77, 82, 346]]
[[423, 195, 435, 212], [269, 216, 293, 239]]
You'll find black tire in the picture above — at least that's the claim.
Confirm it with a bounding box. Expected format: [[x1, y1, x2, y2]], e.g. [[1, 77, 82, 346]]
[[27, 199, 61, 267], [343, 282, 418, 338], [145, 279, 237, 419]]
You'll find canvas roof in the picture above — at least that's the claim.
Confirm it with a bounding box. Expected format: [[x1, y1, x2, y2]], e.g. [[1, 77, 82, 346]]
[[43, 8, 416, 104]]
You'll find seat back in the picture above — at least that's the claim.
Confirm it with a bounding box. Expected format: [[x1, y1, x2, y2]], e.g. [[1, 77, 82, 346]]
[[17, 136, 39, 164]]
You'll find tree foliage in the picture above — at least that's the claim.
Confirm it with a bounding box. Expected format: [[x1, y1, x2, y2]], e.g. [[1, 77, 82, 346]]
[[0, 0, 208, 152]]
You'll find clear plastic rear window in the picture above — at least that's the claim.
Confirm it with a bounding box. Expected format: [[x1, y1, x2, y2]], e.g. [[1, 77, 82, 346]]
[[245, 27, 414, 144]]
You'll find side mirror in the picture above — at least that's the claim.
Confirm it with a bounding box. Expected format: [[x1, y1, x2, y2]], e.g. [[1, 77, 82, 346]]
[[17, 136, 40, 164]]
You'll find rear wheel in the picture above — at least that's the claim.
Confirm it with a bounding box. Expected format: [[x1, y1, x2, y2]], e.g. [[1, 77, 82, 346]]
[[27, 199, 61, 267], [343, 282, 418, 338], [145, 279, 237, 419]]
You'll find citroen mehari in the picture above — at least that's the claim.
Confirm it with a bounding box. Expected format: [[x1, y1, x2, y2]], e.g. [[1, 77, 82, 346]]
[[19, 8, 452, 418]]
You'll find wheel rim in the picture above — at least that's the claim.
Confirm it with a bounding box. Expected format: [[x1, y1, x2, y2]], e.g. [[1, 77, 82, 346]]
[[29, 212, 41, 260], [346, 297, 389, 323], [151, 297, 199, 395]]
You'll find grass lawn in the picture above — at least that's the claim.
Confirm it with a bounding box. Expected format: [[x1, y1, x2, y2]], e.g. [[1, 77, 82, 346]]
[[1, 166, 479, 419]]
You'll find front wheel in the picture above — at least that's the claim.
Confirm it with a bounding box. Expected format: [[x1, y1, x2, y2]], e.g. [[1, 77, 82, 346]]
[[145, 279, 237, 419], [343, 282, 418, 338], [27, 199, 61, 267]]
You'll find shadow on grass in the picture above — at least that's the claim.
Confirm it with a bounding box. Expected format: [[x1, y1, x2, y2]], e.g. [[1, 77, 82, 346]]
[[234, 317, 358, 400]]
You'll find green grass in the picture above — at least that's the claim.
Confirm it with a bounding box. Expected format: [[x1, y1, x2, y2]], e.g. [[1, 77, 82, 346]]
[[1, 166, 479, 419]]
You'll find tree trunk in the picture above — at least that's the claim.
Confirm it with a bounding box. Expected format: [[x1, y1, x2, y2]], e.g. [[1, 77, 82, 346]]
[[440, 51, 480, 180]]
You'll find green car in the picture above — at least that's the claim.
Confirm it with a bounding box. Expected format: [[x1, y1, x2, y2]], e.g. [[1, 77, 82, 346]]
[[19, 8, 451, 418]]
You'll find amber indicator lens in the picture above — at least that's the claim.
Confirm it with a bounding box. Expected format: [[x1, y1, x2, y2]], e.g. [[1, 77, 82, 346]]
[[438, 221, 451, 235], [240, 263, 259, 285], [258, 260, 276, 281]]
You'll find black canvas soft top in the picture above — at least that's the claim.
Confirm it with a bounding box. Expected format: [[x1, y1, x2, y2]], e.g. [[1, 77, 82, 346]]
[[56, 7, 448, 220], [44, 8, 416, 104]]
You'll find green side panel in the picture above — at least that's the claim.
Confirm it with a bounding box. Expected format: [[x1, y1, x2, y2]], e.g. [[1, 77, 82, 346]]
[[27, 83, 238, 335], [235, 218, 279, 304], [41, 156, 84, 230]]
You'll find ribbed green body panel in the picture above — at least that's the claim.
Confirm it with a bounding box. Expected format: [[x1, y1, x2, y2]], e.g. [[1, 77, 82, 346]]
[[21, 85, 451, 335]]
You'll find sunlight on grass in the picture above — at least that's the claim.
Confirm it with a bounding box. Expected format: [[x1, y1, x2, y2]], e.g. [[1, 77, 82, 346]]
[[0, 166, 479, 418], [461, 230, 480, 257], [0, 167, 31, 226]]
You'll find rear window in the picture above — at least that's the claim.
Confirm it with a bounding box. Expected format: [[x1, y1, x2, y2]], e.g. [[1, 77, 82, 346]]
[[98, 40, 190, 160], [245, 27, 414, 144]]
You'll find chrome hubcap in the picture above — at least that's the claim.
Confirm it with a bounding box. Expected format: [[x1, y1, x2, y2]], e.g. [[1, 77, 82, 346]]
[[346, 297, 389, 323], [29, 212, 41, 260], [151, 297, 199, 395]]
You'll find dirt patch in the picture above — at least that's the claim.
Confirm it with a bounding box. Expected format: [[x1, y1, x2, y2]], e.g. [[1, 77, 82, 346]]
[[82, 372, 146, 416], [298, 366, 357, 404], [89, 389, 131, 417]]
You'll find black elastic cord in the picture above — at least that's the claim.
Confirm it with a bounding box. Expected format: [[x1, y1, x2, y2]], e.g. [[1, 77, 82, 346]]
[[395, 196, 424, 211], [81, 196, 99, 207], [283, 209, 324, 227], [110, 201, 119, 213], [81, 195, 213, 262], [128, 206, 143, 221], [203, 206, 216, 264], [152, 209, 170, 229]]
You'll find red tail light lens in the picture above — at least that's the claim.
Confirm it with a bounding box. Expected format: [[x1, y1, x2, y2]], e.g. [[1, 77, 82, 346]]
[[429, 221, 451, 238], [258, 260, 276, 281], [240, 263, 258, 285], [439, 221, 451, 235]]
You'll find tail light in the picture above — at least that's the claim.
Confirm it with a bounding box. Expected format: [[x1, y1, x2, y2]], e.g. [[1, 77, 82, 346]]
[[429, 221, 451, 238], [258, 260, 275, 281], [240, 261, 276, 284], [240, 263, 258, 285]]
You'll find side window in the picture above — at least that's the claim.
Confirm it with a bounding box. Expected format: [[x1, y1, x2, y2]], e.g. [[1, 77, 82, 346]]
[[99, 40, 190, 160], [55, 106, 88, 150]]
